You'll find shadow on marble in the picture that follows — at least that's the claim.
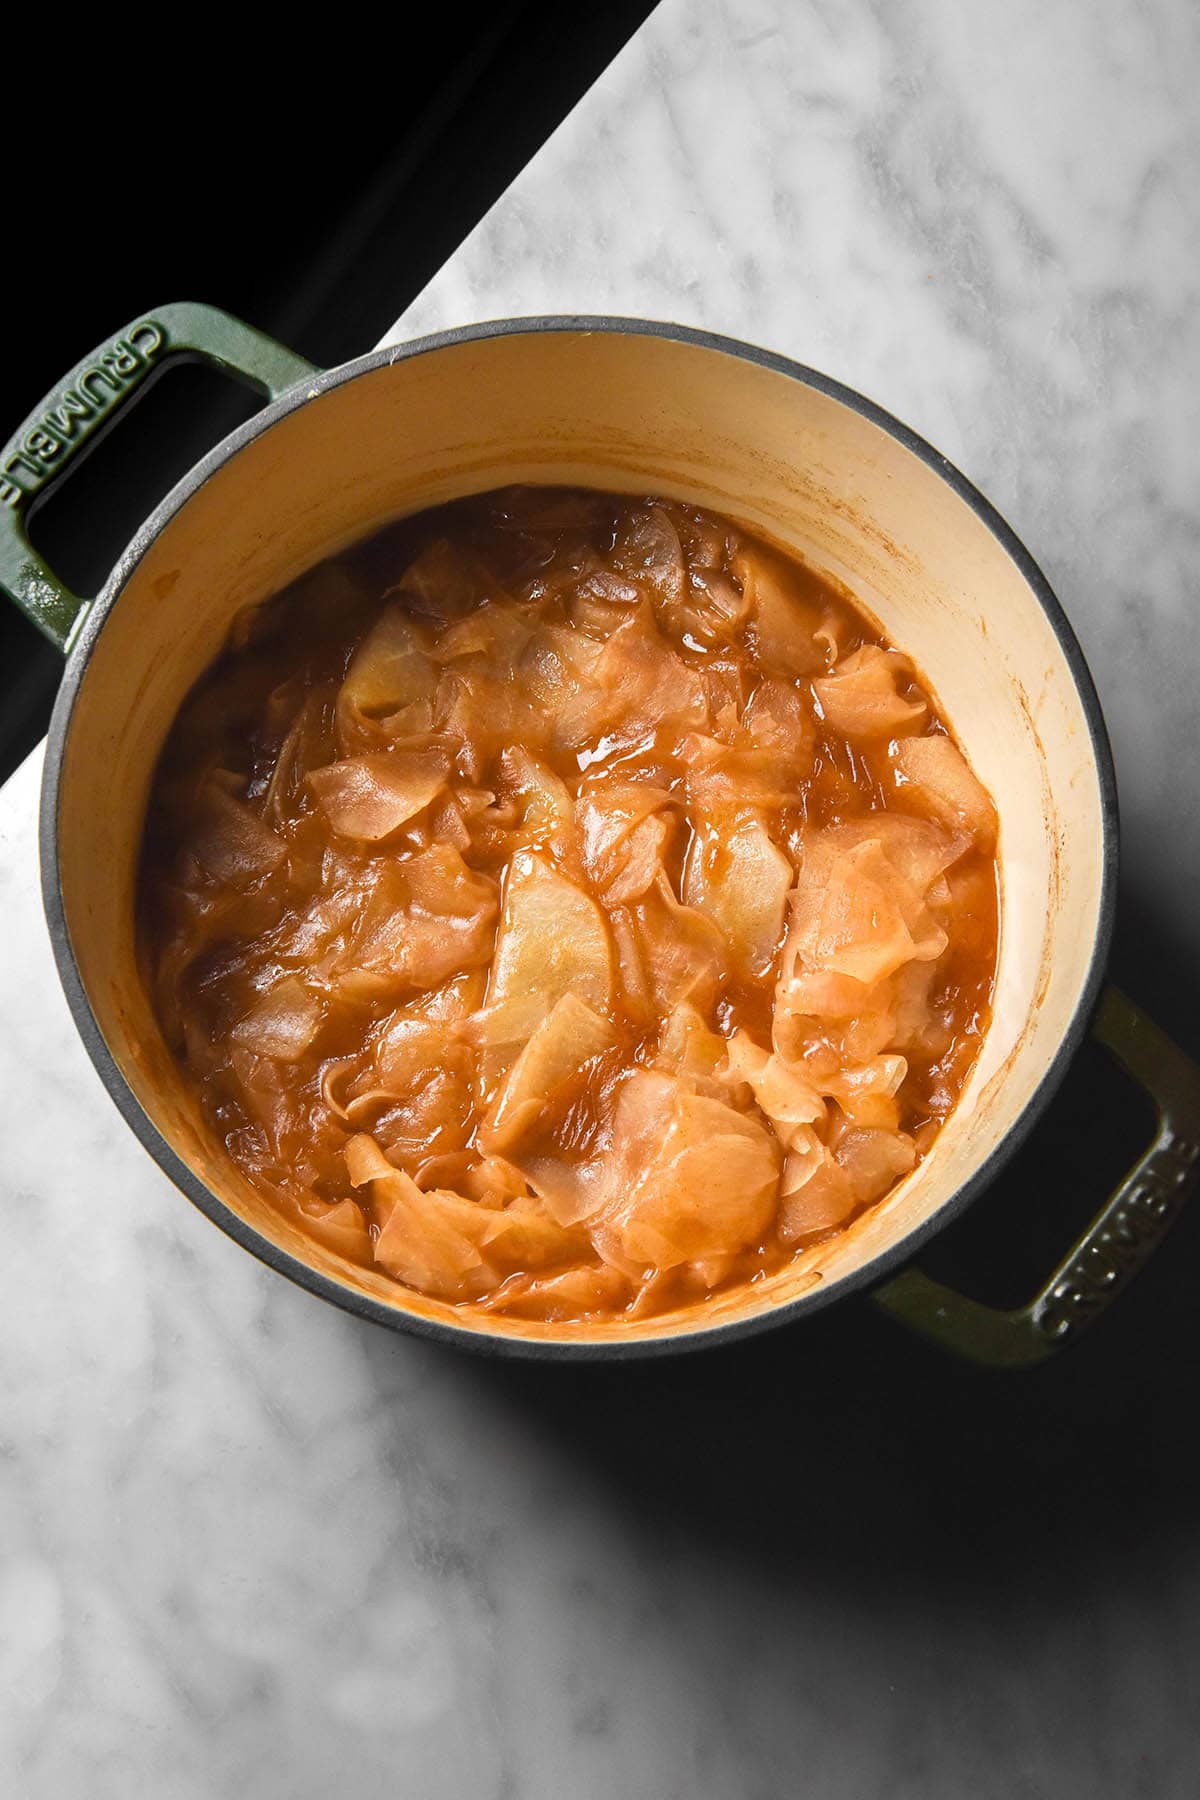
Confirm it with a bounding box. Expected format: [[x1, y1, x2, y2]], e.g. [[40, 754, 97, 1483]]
[[1112, 878, 1200, 1065], [364, 1176, 1200, 1621], [416, 888, 1200, 1629]]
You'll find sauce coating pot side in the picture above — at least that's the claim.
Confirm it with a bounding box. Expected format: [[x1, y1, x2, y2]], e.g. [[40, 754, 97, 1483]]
[[4, 303, 1197, 1364]]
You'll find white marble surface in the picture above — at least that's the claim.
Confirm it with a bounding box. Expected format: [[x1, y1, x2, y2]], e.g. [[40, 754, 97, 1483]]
[[3, 1, 1199, 1794], [388, 0, 1200, 977]]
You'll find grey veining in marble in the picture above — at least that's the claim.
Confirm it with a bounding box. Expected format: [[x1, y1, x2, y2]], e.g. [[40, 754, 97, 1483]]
[[387, 0, 1200, 967], [3, 2, 1199, 1795]]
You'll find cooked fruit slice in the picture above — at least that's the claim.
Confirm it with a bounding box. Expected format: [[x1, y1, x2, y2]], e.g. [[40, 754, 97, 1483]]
[[307, 749, 449, 840], [480, 851, 615, 1060], [891, 734, 997, 844], [595, 1076, 781, 1270], [813, 645, 927, 737], [481, 995, 618, 1152], [683, 815, 792, 976]]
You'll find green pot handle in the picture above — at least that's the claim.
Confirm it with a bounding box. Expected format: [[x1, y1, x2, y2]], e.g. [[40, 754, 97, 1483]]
[[0, 301, 317, 654], [873, 986, 1200, 1367]]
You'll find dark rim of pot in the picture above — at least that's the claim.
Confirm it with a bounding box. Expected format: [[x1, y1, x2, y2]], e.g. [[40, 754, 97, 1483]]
[[38, 315, 1120, 1361]]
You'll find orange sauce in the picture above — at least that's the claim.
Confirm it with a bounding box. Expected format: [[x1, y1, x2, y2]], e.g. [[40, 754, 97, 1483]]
[[139, 487, 999, 1322]]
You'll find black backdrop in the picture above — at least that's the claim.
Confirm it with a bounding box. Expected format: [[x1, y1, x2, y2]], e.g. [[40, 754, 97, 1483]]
[[1, 3, 656, 780]]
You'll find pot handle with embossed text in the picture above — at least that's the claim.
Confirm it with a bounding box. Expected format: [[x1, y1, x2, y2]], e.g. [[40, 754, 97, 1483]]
[[0, 302, 317, 653], [872, 987, 1200, 1367]]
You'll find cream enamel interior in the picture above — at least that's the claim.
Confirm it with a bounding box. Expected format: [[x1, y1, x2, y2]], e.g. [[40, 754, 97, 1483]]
[[53, 328, 1107, 1345]]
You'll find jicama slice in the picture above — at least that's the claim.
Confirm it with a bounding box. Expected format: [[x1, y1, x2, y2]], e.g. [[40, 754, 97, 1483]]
[[891, 734, 998, 844], [340, 605, 435, 720], [481, 995, 617, 1152], [778, 1141, 859, 1241], [610, 504, 686, 610], [188, 780, 285, 887], [307, 749, 449, 841], [721, 1030, 826, 1147], [345, 1134, 496, 1298], [732, 544, 828, 676], [597, 1081, 781, 1270], [478, 1264, 629, 1322], [813, 644, 927, 737], [627, 872, 726, 1016], [577, 781, 675, 899], [303, 1198, 372, 1264], [231, 977, 323, 1063], [682, 815, 792, 976], [834, 1127, 917, 1206], [483, 851, 614, 1050], [786, 836, 947, 985]]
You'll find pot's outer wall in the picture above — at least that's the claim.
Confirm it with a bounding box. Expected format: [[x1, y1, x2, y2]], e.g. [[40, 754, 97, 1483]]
[[42, 319, 1117, 1357]]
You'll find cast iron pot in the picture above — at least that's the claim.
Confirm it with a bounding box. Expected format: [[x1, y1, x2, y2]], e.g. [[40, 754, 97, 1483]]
[[3, 303, 1198, 1364]]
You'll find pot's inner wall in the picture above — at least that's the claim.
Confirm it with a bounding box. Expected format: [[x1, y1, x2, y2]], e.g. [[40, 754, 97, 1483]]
[[55, 329, 1107, 1343]]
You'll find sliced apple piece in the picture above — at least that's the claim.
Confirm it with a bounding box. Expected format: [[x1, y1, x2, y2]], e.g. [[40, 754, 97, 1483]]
[[891, 734, 997, 845], [484, 851, 614, 1044], [481, 995, 618, 1152], [683, 815, 792, 976], [231, 976, 322, 1062], [307, 749, 449, 841], [813, 644, 927, 738]]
